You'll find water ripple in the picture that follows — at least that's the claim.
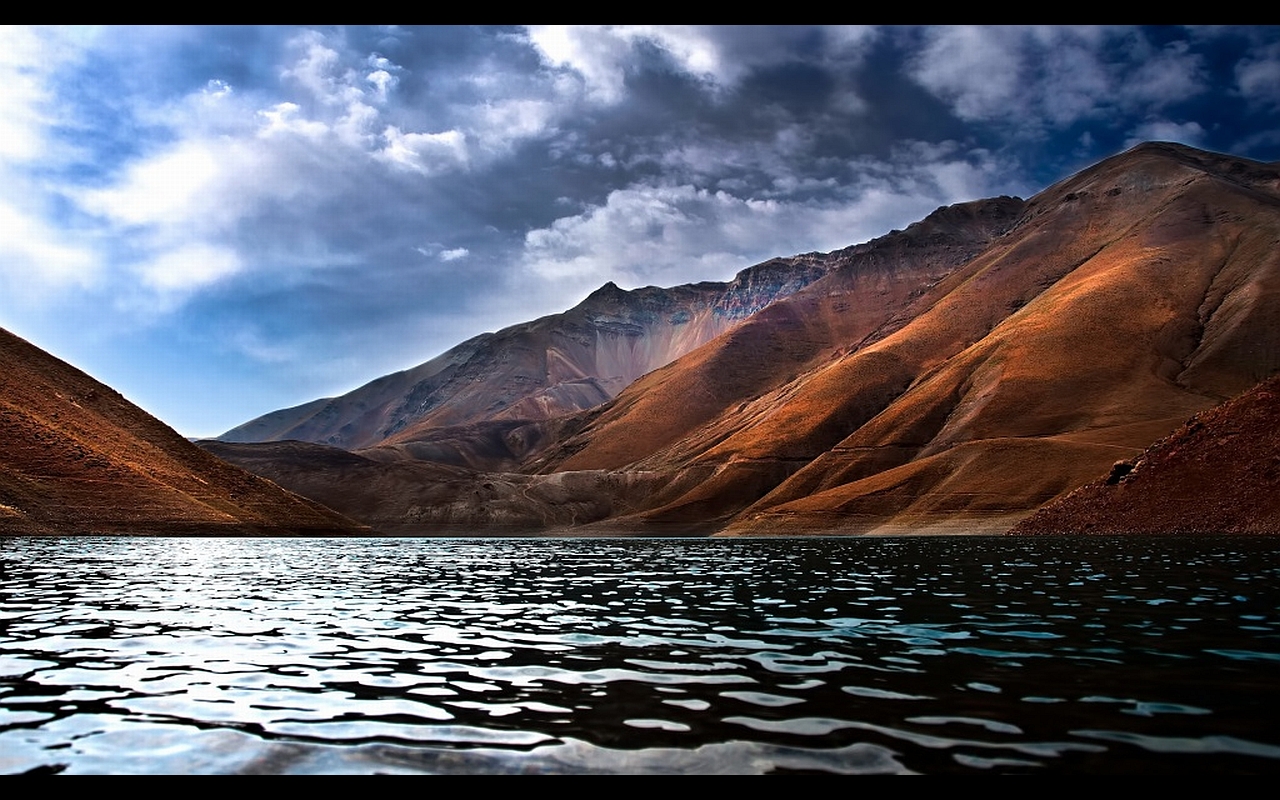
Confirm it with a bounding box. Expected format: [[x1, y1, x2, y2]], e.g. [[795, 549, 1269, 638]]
[[2, 535, 1279, 774]]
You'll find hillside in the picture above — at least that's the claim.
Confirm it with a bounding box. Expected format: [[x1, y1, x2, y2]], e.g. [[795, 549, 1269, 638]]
[[0, 328, 371, 536], [1010, 374, 1280, 535]]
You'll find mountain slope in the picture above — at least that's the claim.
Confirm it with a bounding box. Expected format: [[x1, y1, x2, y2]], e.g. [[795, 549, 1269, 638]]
[[1009, 374, 1280, 534], [527, 196, 1026, 474], [0, 328, 371, 536]]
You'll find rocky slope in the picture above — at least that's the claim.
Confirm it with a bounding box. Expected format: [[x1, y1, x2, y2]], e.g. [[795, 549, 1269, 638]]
[[0, 327, 371, 536], [210, 142, 1280, 536], [1009, 374, 1280, 534]]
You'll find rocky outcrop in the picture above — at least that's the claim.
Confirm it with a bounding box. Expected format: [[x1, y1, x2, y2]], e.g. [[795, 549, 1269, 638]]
[[0, 328, 371, 536]]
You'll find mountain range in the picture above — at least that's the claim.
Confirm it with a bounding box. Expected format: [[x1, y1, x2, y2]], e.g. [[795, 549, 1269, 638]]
[[201, 141, 1280, 537]]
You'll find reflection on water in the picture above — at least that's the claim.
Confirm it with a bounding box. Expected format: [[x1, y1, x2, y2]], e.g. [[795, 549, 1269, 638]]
[[2, 535, 1279, 774]]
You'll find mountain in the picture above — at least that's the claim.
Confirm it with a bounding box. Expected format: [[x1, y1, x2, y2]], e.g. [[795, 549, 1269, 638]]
[[218, 255, 837, 460], [210, 142, 1280, 536], [0, 327, 371, 536], [1009, 373, 1280, 535]]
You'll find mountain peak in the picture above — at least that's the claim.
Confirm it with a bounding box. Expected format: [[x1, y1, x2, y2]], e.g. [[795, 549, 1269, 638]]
[[583, 280, 627, 304]]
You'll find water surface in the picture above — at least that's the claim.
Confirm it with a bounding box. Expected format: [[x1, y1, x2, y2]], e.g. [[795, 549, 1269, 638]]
[[2, 535, 1279, 774]]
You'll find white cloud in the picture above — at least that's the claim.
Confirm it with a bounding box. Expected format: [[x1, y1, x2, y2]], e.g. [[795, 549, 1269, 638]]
[[62, 29, 479, 315], [525, 25, 636, 104], [76, 138, 226, 229], [909, 26, 1027, 122], [282, 29, 362, 108], [525, 24, 737, 99], [257, 102, 329, 140], [1236, 41, 1280, 108], [1124, 119, 1207, 149], [0, 27, 59, 162], [0, 201, 99, 294], [134, 242, 242, 293], [366, 69, 397, 104], [524, 25, 876, 105], [909, 26, 1208, 133], [0, 28, 100, 295], [520, 142, 1016, 299], [1122, 40, 1205, 106], [468, 98, 559, 153], [440, 247, 469, 261], [379, 126, 469, 174]]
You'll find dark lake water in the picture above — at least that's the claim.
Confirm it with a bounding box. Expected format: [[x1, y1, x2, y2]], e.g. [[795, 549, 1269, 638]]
[[2, 534, 1279, 775]]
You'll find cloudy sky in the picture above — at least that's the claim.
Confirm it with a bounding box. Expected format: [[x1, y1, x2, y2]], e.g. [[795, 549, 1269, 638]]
[[3, 25, 1280, 437]]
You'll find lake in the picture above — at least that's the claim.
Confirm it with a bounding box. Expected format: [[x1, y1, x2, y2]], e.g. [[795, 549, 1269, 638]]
[[1, 534, 1279, 775]]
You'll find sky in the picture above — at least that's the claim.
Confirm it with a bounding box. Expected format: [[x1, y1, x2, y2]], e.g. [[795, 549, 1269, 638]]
[[3, 25, 1280, 438]]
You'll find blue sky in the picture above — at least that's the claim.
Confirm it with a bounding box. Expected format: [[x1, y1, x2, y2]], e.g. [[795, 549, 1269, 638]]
[[3, 25, 1280, 438]]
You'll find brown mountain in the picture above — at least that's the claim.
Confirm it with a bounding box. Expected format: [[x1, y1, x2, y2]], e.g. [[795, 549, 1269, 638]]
[[0, 327, 371, 536], [1009, 374, 1280, 535], [593, 142, 1280, 535], [209, 142, 1280, 536]]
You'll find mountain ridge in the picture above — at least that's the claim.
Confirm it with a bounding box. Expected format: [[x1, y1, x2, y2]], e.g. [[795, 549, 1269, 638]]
[[218, 252, 839, 454]]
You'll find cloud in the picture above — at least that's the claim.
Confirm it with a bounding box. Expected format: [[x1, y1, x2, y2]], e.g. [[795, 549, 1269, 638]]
[[908, 26, 1030, 122], [0, 201, 99, 295], [519, 142, 1018, 299], [1121, 39, 1205, 106], [0, 27, 100, 297], [1236, 41, 1280, 108], [133, 243, 242, 294], [59, 28, 498, 320], [524, 25, 658, 104], [440, 248, 469, 261], [524, 25, 878, 105], [379, 126, 469, 173], [76, 138, 228, 229], [908, 26, 1208, 133], [0, 27, 61, 162], [468, 98, 560, 155], [1124, 119, 1207, 149], [257, 102, 329, 140]]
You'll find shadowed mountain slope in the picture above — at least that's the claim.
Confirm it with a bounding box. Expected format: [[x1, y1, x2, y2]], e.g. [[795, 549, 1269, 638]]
[[0, 328, 371, 536], [199, 439, 671, 534], [1009, 374, 1280, 535]]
